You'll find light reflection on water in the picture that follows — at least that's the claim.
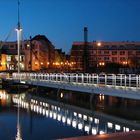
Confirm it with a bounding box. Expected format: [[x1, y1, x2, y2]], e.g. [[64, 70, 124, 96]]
[[0, 88, 140, 140]]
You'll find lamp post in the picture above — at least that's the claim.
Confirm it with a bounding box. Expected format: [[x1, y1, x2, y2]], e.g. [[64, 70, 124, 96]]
[[96, 42, 101, 73], [29, 36, 32, 71], [16, 0, 22, 75]]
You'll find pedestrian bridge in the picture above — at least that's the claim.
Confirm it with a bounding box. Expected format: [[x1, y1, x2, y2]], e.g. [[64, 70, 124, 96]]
[[2, 72, 140, 100]]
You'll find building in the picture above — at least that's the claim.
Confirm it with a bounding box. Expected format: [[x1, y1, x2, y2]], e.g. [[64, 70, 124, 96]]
[[53, 49, 70, 72], [70, 41, 140, 72], [0, 41, 26, 71], [0, 35, 68, 72]]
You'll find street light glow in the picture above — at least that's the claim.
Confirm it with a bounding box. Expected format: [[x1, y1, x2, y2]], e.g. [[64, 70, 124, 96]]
[[97, 42, 101, 47]]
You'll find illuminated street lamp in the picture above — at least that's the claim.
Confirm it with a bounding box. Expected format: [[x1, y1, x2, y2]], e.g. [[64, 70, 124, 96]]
[[96, 42, 102, 72]]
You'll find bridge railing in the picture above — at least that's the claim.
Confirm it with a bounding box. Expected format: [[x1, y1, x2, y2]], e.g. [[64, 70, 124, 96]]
[[12, 73, 140, 88]]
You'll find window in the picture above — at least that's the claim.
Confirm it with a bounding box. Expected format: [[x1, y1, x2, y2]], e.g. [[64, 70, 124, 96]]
[[10, 45, 15, 49], [128, 51, 133, 55], [98, 51, 102, 54], [120, 51, 125, 55], [20, 55, 24, 62], [104, 57, 109, 60], [7, 55, 11, 61], [112, 51, 117, 55], [120, 57, 125, 61], [104, 51, 109, 54], [112, 57, 117, 62]]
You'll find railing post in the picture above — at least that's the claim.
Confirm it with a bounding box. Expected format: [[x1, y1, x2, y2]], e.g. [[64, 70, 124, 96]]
[[136, 75, 138, 88], [55, 74, 58, 82], [129, 74, 131, 87], [105, 74, 107, 85], [92, 74, 94, 84], [139, 75, 140, 88], [114, 74, 116, 86], [97, 74, 99, 84], [120, 74, 122, 86], [76, 74, 78, 83], [86, 74, 88, 83], [60, 74, 62, 82], [89, 74, 91, 84], [81, 74, 84, 83], [124, 75, 126, 88]]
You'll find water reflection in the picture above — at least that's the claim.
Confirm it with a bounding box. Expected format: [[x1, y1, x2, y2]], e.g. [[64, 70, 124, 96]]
[[12, 91, 139, 136], [15, 97, 22, 140], [0, 88, 140, 139]]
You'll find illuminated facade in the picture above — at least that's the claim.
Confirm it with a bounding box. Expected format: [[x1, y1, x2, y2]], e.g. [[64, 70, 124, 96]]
[[0, 35, 68, 71], [70, 41, 140, 72]]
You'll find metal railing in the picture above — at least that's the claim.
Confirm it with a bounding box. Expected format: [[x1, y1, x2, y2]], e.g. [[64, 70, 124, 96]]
[[12, 73, 140, 89]]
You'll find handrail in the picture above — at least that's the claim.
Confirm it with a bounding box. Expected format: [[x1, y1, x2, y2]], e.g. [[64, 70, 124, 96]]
[[11, 73, 140, 88]]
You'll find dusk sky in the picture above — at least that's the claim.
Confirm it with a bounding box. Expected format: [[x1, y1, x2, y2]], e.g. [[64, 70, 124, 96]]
[[0, 0, 140, 53]]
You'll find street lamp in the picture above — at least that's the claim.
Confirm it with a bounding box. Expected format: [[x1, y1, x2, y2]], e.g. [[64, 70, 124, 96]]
[[96, 42, 101, 72]]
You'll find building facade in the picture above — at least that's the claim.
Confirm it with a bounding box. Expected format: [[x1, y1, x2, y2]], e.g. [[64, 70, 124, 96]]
[[70, 41, 140, 72], [0, 35, 68, 72]]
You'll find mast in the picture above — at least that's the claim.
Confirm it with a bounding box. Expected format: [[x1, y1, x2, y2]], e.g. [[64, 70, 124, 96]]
[[16, 0, 22, 74], [16, 1, 22, 140]]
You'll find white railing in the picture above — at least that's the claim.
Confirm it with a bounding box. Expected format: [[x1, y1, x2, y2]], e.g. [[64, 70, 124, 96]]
[[12, 73, 140, 88], [0, 72, 10, 79]]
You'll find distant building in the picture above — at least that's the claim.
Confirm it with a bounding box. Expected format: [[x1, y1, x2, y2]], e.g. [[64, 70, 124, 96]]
[[70, 41, 140, 72], [53, 49, 70, 71], [0, 35, 68, 72]]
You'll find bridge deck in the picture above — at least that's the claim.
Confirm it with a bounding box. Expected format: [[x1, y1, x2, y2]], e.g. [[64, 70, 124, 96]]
[[2, 73, 140, 100]]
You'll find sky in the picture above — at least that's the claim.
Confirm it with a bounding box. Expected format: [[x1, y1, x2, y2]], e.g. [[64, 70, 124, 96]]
[[0, 0, 140, 53]]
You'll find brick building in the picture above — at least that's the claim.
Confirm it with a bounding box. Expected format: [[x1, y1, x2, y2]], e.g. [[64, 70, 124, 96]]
[[70, 41, 140, 72]]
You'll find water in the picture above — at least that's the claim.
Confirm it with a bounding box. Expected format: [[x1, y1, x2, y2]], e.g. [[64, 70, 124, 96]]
[[0, 85, 140, 140]]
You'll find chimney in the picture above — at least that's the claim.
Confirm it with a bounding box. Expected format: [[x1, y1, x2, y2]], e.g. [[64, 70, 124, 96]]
[[84, 27, 88, 43]]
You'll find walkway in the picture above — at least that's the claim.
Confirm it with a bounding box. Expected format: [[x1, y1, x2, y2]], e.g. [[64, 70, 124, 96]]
[[2, 72, 140, 100]]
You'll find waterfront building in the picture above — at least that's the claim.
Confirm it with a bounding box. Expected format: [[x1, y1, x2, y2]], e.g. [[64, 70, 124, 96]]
[[53, 49, 70, 71], [70, 41, 140, 72], [0, 35, 68, 72]]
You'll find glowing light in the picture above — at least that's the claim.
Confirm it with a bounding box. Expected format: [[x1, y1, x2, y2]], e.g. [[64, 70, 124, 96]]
[[67, 118, 71, 125], [95, 118, 99, 124], [78, 113, 82, 118], [50, 111, 52, 118], [83, 115, 87, 121], [53, 113, 57, 119], [89, 117, 93, 122], [115, 124, 121, 130], [62, 116, 66, 123], [99, 130, 105, 135], [27, 44, 30, 48], [60, 93, 63, 98], [126, 127, 130, 132], [46, 110, 49, 117], [92, 128, 97, 135], [99, 62, 105, 66], [72, 120, 77, 128], [122, 61, 128, 65], [85, 125, 90, 133], [107, 122, 113, 129], [78, 123, 83, 130], [57, 114, 61, 121], [74, 112, 77, 116], [97, 42, 101, 47], [43, 109, 45, 115]]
